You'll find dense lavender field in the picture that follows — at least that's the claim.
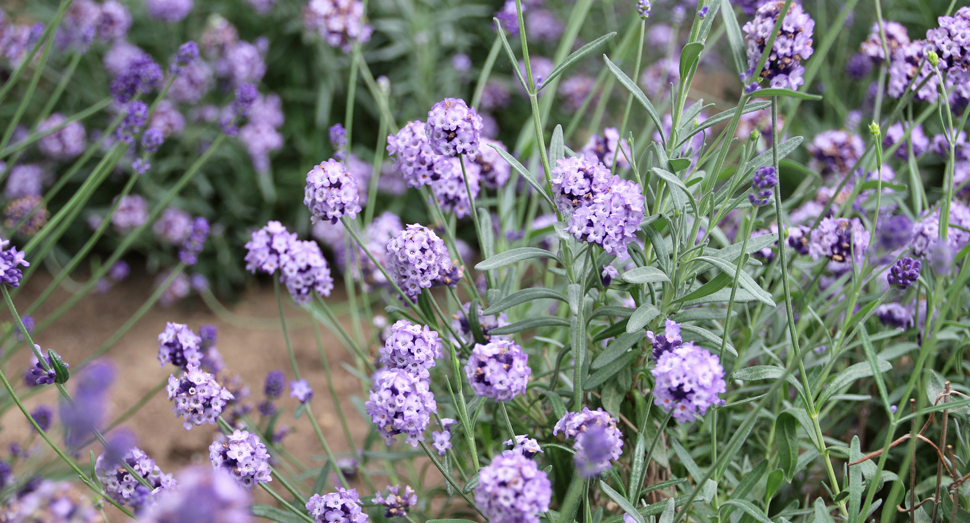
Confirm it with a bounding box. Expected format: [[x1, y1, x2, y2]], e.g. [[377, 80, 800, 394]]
[[0, 0, 968, 521]]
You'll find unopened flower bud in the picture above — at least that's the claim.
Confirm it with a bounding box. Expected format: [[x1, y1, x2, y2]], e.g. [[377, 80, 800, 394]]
[[868, 121, 880, 138], [927, 50, 939, 68]]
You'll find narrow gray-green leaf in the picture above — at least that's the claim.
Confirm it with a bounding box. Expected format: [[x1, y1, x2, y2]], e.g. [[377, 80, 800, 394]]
[[488, 140, 555, 207], [679, 42, 705, 79], [751, 88, 822, 100], [694, 256, 775, 306], [680, 324, 737, 357], [626, 304, 661, 333], [705, 234, 778, 263], [539, 32, 617, 91], [551, 124, 565, 164], [592, 331, 645, 369], [747, 136, 804, 173], [475, 247, 560, 270], [493, 18, 529, 92], [585, 352, 636, 389], [604, 55, 665, 148], [659, 499, 676, 523], [600, 481, 646, 523], [642, 223, 671, 275], [679, 101, 771, 146], [719, 0, 747, 75], [489, 316, 571, 335], [720, 500, 772, 523], [817, 360, 893, 406], [679, 286, 761, 307], [775, 412, 799, 481], [482, 288, 567, 315], [732, 365, 805, 398], [859, 328, 893, 415], [621, 266, 671, 285], [478, 208, 495, 263], [651, 168, 695, 210]]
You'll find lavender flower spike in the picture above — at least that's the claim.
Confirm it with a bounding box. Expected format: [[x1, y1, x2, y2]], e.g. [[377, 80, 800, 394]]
[[380, 319, 443, 379], [887, 257, 921, 289], [307, 488, 369, 523], [426, 98, 484, 157], [208, 429, 273, 490], [465, 339, 531, 401], [167, 365, 234, 430], [475, 450, 551, 523], [652, 342, 726, 423], [749, 166, 777, 206], [373, 485, 417, 518], [305, 158, 362, 224], [365, 368, 437, 446]]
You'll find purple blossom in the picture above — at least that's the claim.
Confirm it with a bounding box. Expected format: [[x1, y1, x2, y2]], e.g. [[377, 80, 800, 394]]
[[179, 217, 209, 265], [304, 0, 373, 53], [98, 0, 131, 41], [887, 257, 921, 289], [878, 214, 913, 252], [168, 59, 213, 103], [481, 82, 511, 111], [431, 430, 452, 455], [37, 114, 86, 159], [57, 0, 100, 51], [153, 207, 193, 244], [111, 195, 148, 233], [475, 450, 551, 523], [582, 128, 630, 169], [876, 303, 913, 329], [158, 322, 202, 369], [170, 41, 199, 76], [505, 435, 543, 458], [30, 405, 53, 432], [426, 98, 483, 157], [60, 360, 114, 449], [494, 0, 521, 34], [599, 265, 618, 287], [140, 466, 251, 522], [883, 121, 929, 160], [554, 408, 624, 477], [636, 0, 651, 18], [4, 196, 48, 236], [526, 9, 563, 42], [244, 221, 297, 274], [110, 56, 163, 103], [289, 379, 313, 403], [385, 224, 461, 302], [471, 138, 512, 189], [104, 41, 149, 77], [264, 370, 285, 398], [652, 342, 726, 423], [887, 39, 938, 102], [305, 159, 362, 224], [239, 121, 283, 174], [330, 123, 348, 159], [217, 41, 266, 88], [430, 157, 480, 218], [646, 319, 683, 360], [145, 0, 193, 22], [749, 166, 777, 206], [167, 365, 234, 430], [1, 481, 102, 521], [95, 446, 175, 512], [807, 130, 865, 179], [908, 202, 970, 256], [558, 75, 598, 112], [386, 121, 441, 188], [117, 100, 149, 144], [365, 368, 437, 446], [380, 320, 442, 379], [742, 1, 815, 91], [307, 488, 368, 523], [141, 128, 164, 153], [27, 352, 58, 387], [808, 217, 871, 268], [750, 225, 779, 261], [452, 53, 472, 72], [209, 429, 272, 490], [279, 240, 334, 305], [698, 6, 710, 18], [4, 164, 47, 199], [845, 52, 873, 79], [373, 485, 417, 518], [451, 301, 510, 345], [465, 339, 531, 401], [860, 21, 910, 65]]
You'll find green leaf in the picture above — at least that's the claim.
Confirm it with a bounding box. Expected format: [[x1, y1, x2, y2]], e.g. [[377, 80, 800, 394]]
[[585, 351, 636, 389], [493, 18, 529, 92], [478, 208, 495, 266], [551, 124, 565, 164], [626, 304, 661, 333], [488, 316, 571, 335], [600, 481, 647, 523], [720, 500, 772, 523], [859, 328, 893, 415], [705, 233, 778, 264], [670, 438, 703, 482], [604, 55, 665, 148], [465, 299, 487, 346], [487, 142, 555, 207], [592, 331, 645, 369], [540, 32, 617, 91], [747, 137, 804, 173], [671, 307, 736, 323], [679, 42, 705, 79], [251, 505, 310, 523], [659, 499, 676, 523], [751, 88, 823, 100], [681, 101, 771, 145], [775, 412, 799, 482], [693, 256, 775, 306], [475, 247, 560, 270], [679, 286, 761, 307], [544, 390, 567, 421], [482, 288, 567, 315], [621, 266, 671, 285], [680, 324, 737, 356], [719, 0, 747, 76], [628, 433, 648, 504], [669, 158, 693, 172], [732, 365, 804, 398], [651, 168, 695, 211], [849, 437, 863, 521], [814, 498, 836, 523], [722, 460, 769, 520], [642, 223, 671, 275], [817, 360, 893, 406]]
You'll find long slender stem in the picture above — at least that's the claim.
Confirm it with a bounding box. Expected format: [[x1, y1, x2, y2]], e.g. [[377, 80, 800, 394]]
[[419, 441, 485, 518]]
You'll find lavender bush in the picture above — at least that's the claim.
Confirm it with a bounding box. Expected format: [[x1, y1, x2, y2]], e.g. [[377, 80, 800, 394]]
[[0, 0, 969, 522]]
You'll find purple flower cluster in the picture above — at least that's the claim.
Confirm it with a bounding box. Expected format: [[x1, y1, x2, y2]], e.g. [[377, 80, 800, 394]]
[[505, 435, 543, 458], [380, 320, 443, 379], [238, 94, 284, 173], [303, 0, 373, 53], [750, 225, 779, 262], [166, 365, 234, 430], [527, 9, 563, 42], [386, 121, 440, 188], [860, 21, 910, 65], [141, 467, 251, 523], [807, 130, 865, 179], [876, 303, 913, 329], [452, 301, 510, 345], [4, 196, 47, 236], [0, 481, 102, 522], [95, 446, 176, 512], [154, 207, 193, 244], [0, 236, 27, 287], [582, 128, 630, 169], [494, 0, 521, 34], [554, 408, 624, 477], [636, 0, 651, 18], [307, 488, 369, 523], [305, 159, 362, 224], [887, 40, 938, 102], [385, 224, 461, 302], [245, 221, 298, 274], [475, 450, 551, 523], [280, 240, 334, 305], [26, 351, 59, 387], [551, 156, 645, 255], [807, 217, 871, 268], [36, 114, 86, 160], [220, 83, 258, 136], [158, 322, 202, 370], [749, 166, 777, 206], [145, 0, 193, 22], [373, 485, 417, 518], [117, 100, 149, 145], [558, 75, 598, 112], [646, 319, 683, 361], [923, 8, 970, 106], [60, 360, 115, 449], [365, 368, 437, 446], [887, 257, 921, 289], [179, 217, 209, 265], [883, 122, 929, 160], [208, 429, 273, 490], [909, 202, 970, 257], [112, 195, 149, 233], [110, 56, 163, 103], [30, 405, 52, 432], [4, 164, 46, 199], [471, 138, 512, 189], [429, 157, 480, 218], [464, 339, 530, 401], [426, 98, 483, 157], [652, 342, 726, 423], [742, 1, 815, 90]]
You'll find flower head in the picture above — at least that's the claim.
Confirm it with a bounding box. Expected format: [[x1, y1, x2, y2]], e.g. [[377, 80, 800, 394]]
[[807, 130, 864, 179], [883, 122, 929, 160], [505, 435, 543, 458], [876, 303, 913, 329], [179, 217, 209, 266], [279, 240, 334, 304], [0, 238, 29, 287], [4, 196, 47, 236], [380, 320, 443, 379], [749, 166, 777, 206], [29, 405, 53, 433], [305, 159, 362, 224], [636, 0, 651, 18], [465, 339, 530, 401], [365, 368, 436, 446], [0, 481, 102, 522], [646, 319, 683, 360], [95, 446, 175, 513], [554, 408, 623, 477], [386, 121, 441, 188], [652, 342, 726, 423], [304, 0, 373, 53], [289, 379, 313, 403], [742, 1, 815, 90], [37, 114, 86, 159], [209, 430, 272, 490], [475, 450, 551, 523], [452, 301, 510, 345], [887, 257, 921, 289], [140, 466, 251, 523], [244, 221, 297, 275], [307, 488, 368, 523], [385, 225, 461, 302], [158, 322, 202, 370], [471, 138, 512, 189], [167, 365, 234, 430], [582, 128, 630, 169], [373, 486, 417, 518], [426, 98, 483, 157], [808, 217, 871, 268], [429, 157, 480, 218], [145, 0, 193, 22]]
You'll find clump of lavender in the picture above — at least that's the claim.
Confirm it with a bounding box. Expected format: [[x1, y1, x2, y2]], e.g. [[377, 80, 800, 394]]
[[860, 21, 910, 65], [475, 450, 551, 523], [749, 166, 777, 206], [4, 164, 47, 199], [876, 303, 914, 329], [742, 1, 815, 90], [380, 320, 443, 379], [279, 240, 334, 305], [304, 0, 373, 53], [220, 83, 258, 137], [153, 207, 193, 244], [505, 435, 543, 458], [887, 40, 938, 102], [636, 0, 651, 18], [145, 0, 193, 22], [307, 488, 369, 523], [430, 157, 480, 218], [167, 365, 234, 430], [431, 418, 456, 455], [158, 322, 202, 369], [305, 159, 362, 224], [551, 156, 645, 255], [0, 238, 29, 287], [883, 122, 929, 160], [140, 467, 251, 522], [0, 481, 102, 522], [385, 224, 461, 302], [330, 123, 348, 160], [365, 368, 437, 446], [290, 378, 313, 403], [209, 429, 273, 490], [426, 98, 483, 157], [95, 446, 175, 512], [652, 342, 727, 423], [807, 217, 871, 268], [36, 114, 86, 159], [464, 339, 531, 401], [26, 351, 60, 387], [179, 217, 209, 265], [471, 138, 512, 189], [373, 485, 417, 518], [582, 128, 630, 169], [244, 221, 298, 274], [554, 408, 624, 477], [117, 100, 149, 144], [4, 196, 48, 236], [452, 301, 510, 344], [386, 121, 440, 188], [887, 257, 921, 289], [646, 319, 683, 360], [807, 130, 865, 179], [110, 56, 162, 103], [908, 203, 970, 257]]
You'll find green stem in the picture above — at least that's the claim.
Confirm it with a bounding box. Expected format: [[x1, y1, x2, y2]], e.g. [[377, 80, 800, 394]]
[[418, 441, 485, 518]]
